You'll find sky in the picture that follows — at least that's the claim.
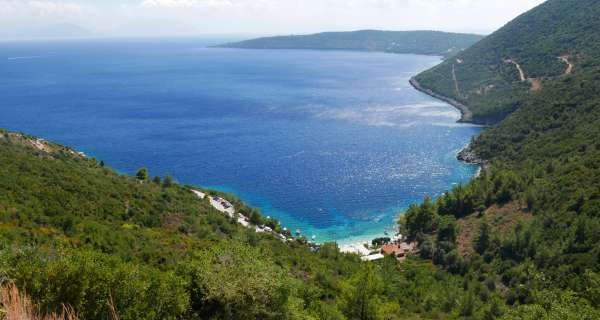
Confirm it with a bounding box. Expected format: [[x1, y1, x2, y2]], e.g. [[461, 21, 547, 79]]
[[0, 0, 547, 40]]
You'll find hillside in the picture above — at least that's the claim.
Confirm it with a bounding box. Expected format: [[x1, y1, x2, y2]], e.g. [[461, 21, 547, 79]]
[[401, 0, 600, 318], [0, 129, 359, 319], [413, 0, 600, 123], [5, 120, 598, 318], [1, 129, 533, 320], [217, 30, 484, 57]]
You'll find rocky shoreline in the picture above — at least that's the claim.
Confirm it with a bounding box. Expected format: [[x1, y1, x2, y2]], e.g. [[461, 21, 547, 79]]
[[409, 78, 474, 123], [457, 147, 484, 165], [408, 78, 488, 168]]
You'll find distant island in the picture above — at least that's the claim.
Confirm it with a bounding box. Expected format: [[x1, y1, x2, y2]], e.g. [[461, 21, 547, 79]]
[[217, 30, 484, 58]]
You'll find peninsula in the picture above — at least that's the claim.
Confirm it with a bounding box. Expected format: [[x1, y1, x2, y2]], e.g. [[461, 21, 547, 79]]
[[217, 30, 484, 58]]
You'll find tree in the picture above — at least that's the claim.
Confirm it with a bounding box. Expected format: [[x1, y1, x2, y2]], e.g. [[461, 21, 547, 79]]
[[419, 238, 436, 260], [502, 290, 600, 319], [437, 215, 458, 243], [152, 176, 161, 185], [183, 242, 289, 319], [459, 293, 475, 317], [475, 221, 490, 255], [483, 298, 504, 320], [339, 264, 384, 320], [162, 176, 173, 188], [584, 271, 600, 307], [404, 197, 438, 240], [372, 237, 391, 247], [136, 168, 149, 181], [249, 209, 264, 225]]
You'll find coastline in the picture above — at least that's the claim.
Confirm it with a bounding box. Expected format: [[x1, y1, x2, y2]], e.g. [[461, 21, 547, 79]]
[[409, 78, 474, 123], [409, 77, 486, 167], [201, 76, 486, 253], [7, 49, 485, 256], [335, 79, 486, 258]]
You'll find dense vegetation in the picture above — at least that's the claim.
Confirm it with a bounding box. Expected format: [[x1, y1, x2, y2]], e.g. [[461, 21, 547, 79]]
[[414, 0, 600, 123], [400, 0, 600, 318], [217, 30, 483, 57], [0, 130, 521, 319]]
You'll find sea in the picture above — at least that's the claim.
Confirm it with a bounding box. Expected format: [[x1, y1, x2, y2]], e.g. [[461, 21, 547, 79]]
[[0, 38, 481, 244]]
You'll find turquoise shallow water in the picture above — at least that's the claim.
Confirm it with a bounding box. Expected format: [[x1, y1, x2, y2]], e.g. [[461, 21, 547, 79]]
[[0, 39, 481, 243]]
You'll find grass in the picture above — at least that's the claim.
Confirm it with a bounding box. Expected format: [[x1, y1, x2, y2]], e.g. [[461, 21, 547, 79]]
[[0, 284, 119, 320]]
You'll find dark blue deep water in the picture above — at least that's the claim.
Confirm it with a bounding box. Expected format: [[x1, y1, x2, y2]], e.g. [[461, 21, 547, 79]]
[[0, 39, 481, 244]]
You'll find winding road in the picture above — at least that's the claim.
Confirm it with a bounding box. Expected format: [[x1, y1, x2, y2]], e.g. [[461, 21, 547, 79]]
[[504, 59, 527, 82], [559, 55, 574, 75]]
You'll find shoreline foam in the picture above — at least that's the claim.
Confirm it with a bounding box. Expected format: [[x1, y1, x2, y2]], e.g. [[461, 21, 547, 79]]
[[409, 78, 474, 123]]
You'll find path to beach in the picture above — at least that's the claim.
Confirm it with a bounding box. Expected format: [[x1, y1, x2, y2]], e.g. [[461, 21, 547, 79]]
[[452, 64, 462, 97], [504, 58, 527, 82], [559, 55, 574, 75]]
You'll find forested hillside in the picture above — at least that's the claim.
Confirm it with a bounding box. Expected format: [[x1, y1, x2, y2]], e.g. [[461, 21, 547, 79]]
[[414, 0, 600, 123], [0, 130, 523, 320], [218, 30, 483, 57], [401, 0, 600, 318]]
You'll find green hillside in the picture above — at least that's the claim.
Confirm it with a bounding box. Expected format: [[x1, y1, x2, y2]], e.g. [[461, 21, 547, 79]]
[[414, 0, 600, 123], [0, 130, 523, 320], [401, 0, 600, 318], [217, 30, 484, 57]]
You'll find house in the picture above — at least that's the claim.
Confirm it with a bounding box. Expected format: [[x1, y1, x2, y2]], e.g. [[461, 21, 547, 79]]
[[382, 244, 405, 258], [382, 242, 417, 260]]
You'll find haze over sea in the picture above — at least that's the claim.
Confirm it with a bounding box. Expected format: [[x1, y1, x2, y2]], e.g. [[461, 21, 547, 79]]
[[0, 39, 481, 244]]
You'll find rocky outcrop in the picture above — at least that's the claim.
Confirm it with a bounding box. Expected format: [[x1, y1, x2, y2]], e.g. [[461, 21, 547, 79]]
[[457, 147, 483, 164]]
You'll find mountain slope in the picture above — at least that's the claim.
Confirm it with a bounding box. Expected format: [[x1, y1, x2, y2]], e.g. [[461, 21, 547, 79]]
[[218, 30, 484, 57], [0, 129, 360, 319], [0, 129, 522, 320], [401, 0, 600, 316], [414, 0, 600, 123], [5, 122, 594, 319]]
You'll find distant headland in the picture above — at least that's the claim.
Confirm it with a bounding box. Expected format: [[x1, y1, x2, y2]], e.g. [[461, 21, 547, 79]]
[[215, 30, 484, 58]]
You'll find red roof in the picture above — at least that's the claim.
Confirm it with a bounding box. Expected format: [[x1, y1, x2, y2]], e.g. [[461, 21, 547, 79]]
[[382, 242, 417, 257], [382, 244, 405, 257]]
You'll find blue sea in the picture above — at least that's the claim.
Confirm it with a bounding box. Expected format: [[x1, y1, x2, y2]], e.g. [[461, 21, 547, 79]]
[[0, 39, 481, 244]]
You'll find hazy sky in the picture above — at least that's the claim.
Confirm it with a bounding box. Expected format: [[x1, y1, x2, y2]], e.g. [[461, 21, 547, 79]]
[[0, 0, 547, 39]]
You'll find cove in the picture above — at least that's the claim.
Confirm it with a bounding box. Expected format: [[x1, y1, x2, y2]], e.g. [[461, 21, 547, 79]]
[[0, 39, 481, 243]]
